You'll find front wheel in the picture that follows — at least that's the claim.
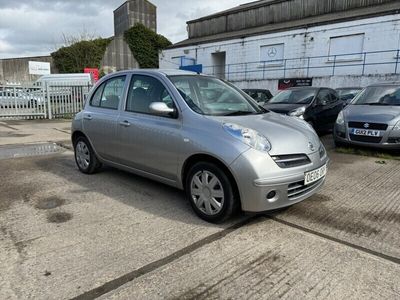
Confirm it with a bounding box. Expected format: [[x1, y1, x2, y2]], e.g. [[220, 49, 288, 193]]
[[185, 162, 238, 223], [74, 136, 101, 174]]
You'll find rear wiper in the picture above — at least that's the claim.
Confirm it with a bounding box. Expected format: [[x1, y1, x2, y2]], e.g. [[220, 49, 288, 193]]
[[223, 111, 255, 116]]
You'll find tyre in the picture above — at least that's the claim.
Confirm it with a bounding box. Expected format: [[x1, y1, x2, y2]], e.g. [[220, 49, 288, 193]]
[[185, 162, 238, 223], [334, 138, 346, 148], [74, 136, 102, 174]]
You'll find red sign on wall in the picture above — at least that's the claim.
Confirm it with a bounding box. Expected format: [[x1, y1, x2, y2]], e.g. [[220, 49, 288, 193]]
[[84, 68, 99, 82]]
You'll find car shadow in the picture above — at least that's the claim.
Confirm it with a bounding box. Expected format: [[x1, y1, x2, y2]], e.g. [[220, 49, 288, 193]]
[[33, 153, 242, 227]]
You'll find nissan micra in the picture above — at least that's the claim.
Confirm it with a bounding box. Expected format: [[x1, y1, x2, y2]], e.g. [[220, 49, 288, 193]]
[[72, 70, 328, 223]]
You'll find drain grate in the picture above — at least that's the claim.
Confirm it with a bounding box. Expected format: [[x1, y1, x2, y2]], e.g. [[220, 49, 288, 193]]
[[0, 143, 65, 160]]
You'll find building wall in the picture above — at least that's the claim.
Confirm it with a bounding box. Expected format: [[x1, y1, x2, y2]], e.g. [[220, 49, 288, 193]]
[[187, 0, 397, 39], [102, 36, 139, 73], [114, 0, 157, 36], [0, 56, 56, 84], [160, 14, 400, 94]]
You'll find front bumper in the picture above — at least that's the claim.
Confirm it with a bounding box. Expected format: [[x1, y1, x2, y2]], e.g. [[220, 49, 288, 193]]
[[334, 123, 400, 149], [230, 148, 329, 212]]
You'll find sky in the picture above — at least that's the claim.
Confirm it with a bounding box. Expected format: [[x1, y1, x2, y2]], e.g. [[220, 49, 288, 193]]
[[0, 0, 247, 59]]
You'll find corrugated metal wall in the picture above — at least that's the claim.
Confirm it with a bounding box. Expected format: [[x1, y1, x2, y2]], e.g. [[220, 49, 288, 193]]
[[188, 0, 397, 38]]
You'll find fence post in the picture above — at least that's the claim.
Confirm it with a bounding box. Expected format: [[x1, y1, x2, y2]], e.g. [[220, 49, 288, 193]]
[[362, 52, 367, 76], [395, 50, 399, 74], [46, 82, 52, 120], [244, 63, 247, 81], [332, 55, 337, 76], [227, 64, 230, 81], [42, 82, 47, 118], [307, 57, 310, 77]]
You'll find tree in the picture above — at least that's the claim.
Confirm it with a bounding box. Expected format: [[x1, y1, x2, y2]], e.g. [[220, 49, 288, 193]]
[[51, 38, 111, 73], [124, 23, 172, 68]]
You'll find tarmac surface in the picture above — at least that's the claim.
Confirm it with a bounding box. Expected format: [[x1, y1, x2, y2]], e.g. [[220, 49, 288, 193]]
[[0, 120, 399, 299]]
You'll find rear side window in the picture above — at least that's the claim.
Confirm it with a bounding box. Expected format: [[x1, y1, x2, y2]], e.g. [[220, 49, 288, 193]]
[[90, 76, 126, 109]]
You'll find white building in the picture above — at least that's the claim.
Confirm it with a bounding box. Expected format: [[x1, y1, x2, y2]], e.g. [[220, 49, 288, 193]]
[[160, 0, 400, 94]]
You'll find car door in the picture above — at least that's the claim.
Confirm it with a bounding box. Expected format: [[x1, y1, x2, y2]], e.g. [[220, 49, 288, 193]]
[[313, 89, 333, 130], [328, 89, 344, 126], [116, 74, 182, 181], [82, 75, 127, 161]]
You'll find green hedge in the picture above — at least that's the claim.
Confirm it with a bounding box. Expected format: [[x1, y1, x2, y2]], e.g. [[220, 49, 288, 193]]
[[124, 23, 172, 68], [51, 38, 111, 73]]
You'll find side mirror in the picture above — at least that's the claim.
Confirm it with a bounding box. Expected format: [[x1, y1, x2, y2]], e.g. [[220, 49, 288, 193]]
[[149, 102, 176, 117]]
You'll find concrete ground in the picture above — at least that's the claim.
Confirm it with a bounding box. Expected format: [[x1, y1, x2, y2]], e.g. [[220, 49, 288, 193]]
[[0, 120, 399, 300]]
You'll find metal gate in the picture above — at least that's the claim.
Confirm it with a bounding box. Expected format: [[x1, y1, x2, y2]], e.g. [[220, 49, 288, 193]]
[[0, 82, 92, 120]]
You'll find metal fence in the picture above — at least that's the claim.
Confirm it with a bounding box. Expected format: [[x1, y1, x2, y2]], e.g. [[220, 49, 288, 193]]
[[0, 82, 92, 120], [202, 49, 400, 81]]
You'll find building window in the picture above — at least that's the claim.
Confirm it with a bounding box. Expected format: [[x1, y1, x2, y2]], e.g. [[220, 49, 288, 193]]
[[260, 43, 284, 65], [328, 34, 364, 61]]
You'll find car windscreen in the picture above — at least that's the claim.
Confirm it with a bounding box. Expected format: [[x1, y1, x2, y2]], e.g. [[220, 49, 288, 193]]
[[337, 89, 362, 101], [168, 75, 264, 116], [352, 86, 400, 106], [268, 89, 316, 105]]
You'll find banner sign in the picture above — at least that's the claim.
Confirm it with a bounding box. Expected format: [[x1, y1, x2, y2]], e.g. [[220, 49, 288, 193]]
[[278, 78, 313, 90], [28, 61, 51, 75]]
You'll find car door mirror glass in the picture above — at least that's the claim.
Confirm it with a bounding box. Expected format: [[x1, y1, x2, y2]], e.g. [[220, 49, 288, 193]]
[[149, 102, 176, 117]]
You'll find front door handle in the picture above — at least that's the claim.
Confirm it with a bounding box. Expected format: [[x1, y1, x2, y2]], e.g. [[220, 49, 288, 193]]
[[84, 115, 92, 120], [119, 120, 131, 127]]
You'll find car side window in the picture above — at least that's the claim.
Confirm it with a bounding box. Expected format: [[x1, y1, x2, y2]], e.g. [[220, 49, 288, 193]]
[[126, 75, 176, 114], [329, 90, 339, 103], [317, 89, 330, 105], [90, 76, 126, 109]]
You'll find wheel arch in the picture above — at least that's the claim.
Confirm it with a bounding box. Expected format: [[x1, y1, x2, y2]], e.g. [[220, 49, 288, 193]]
[[181, 154, 241, 207]]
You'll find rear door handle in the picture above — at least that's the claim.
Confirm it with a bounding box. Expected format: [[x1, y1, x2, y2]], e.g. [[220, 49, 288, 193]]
[[119, 120, 131, 127], [84, 115, 92, 120]]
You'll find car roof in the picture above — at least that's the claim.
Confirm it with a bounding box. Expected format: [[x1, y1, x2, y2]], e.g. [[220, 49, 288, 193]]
[[286, 87, 323, 91], [108, 69, 205, 77]]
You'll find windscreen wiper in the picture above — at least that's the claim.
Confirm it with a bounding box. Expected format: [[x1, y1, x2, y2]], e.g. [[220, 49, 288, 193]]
[[223, 111, 255, 116]]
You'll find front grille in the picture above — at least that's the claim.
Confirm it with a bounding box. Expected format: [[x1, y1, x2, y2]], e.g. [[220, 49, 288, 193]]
[[348, 122, 388, 130], [272, 154, 311, 168], [288, 178, 324, 200], [349, 135, 382, 143]]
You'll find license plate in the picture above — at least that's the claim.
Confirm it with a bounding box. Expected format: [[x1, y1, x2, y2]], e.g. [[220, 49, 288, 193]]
[[304, 164, 327, 185], [351, 128, 381, 137]]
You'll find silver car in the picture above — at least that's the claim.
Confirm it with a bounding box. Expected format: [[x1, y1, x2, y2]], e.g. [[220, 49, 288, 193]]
[[71, 70, 328, 222], [334, 83, 400, 149]]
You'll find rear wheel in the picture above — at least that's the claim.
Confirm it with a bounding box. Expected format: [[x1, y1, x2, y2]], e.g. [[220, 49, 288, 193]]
[[74, 136, 101, 174], [185, 162, 238, 223]]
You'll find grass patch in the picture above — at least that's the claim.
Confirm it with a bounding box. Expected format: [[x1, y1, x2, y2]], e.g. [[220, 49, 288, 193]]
[[336, 147, 400, 161]]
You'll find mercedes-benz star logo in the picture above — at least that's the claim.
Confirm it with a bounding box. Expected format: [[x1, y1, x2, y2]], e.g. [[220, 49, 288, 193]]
[[364, 123, 370, 129], [268, 47, 277, 57], [308, 142, 315, 152]]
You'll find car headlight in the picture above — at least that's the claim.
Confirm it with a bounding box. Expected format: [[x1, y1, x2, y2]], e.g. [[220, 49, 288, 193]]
[[393, 120, 400, 131], [336, 111, 345, 125], [223, 123, 271, 152], [288, 106, 306, 119]]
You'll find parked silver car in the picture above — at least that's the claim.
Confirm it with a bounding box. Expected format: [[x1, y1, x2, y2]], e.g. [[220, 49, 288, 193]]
[[334, 83, 400, 149], [71, 70, 328, 222]]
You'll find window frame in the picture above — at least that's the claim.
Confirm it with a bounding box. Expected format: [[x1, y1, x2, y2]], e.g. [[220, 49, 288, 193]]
[[328, 33, 365, 62], [125, 74, 179, 119], [89, 75, 127, 110]]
